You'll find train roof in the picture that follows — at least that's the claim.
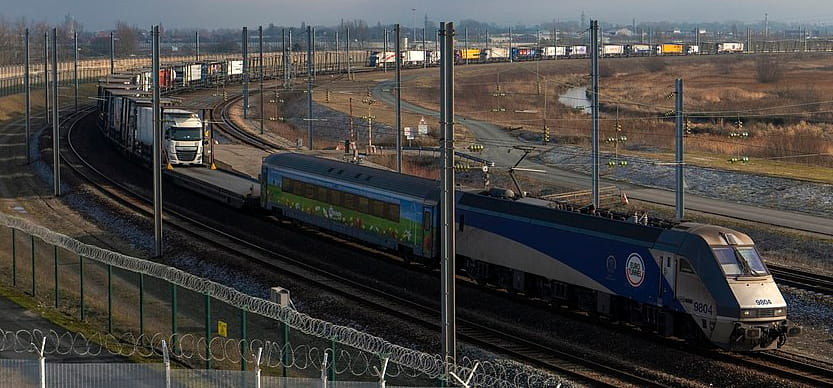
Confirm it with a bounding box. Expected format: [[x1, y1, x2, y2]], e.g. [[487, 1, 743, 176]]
[[458, 192, 666, 244], [264, 153, 440, 200]]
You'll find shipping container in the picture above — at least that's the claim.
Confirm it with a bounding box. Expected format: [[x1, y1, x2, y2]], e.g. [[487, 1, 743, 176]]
[[484, 47, 509, 60], [627, 44, 652, 56], [403, 50, 426, 65], [658, 44, 684, 55]]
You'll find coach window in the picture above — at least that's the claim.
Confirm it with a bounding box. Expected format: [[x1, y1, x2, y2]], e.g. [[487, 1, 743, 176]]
[[423, 211, 431, 231], [358, 197, 369, 213]]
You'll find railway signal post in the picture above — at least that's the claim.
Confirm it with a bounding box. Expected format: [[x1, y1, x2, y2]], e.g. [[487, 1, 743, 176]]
[[24, 28, 30, 165], [51, 28, 59, 197]]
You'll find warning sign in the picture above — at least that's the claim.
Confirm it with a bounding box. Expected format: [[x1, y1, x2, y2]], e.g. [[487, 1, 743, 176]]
[[217, 321, 228, 337], [404, 127, 414, 140], [418, 117, 428, 135]]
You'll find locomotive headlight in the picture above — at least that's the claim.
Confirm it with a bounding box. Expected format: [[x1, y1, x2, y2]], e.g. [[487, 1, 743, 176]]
[[741, 309, 755, 318], [774, 308, 786, 316]]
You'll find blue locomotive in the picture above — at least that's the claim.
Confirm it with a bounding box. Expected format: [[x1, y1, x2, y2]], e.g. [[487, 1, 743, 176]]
[[261, 153, 800, 351]]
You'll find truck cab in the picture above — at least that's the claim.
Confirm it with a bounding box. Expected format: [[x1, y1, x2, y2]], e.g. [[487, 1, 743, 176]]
[[163, 109, 204, 165]]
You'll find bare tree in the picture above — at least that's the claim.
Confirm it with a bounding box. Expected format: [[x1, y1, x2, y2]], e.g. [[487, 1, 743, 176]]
[[755, 55, 783, 83], [114, 21, 139, 57]]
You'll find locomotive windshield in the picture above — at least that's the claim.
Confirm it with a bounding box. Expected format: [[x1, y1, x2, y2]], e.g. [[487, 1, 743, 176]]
[[713, 247, 769, 277]]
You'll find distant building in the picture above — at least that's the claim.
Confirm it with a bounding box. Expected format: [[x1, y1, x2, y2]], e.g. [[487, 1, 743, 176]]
[[612, 28, 633, 37]]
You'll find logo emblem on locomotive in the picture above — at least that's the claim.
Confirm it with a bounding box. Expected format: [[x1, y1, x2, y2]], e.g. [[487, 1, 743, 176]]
[[625, 253, 645, 287]]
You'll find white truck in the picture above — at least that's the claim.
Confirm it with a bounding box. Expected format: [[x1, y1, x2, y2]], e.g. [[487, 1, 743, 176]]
[[403, 50, 425, 66], [717, 42, 744, 53], [136, 107, 205, 166]]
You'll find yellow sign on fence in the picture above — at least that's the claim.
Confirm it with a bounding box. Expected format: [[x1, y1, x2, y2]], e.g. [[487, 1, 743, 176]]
[[218, 321, 228, 337]]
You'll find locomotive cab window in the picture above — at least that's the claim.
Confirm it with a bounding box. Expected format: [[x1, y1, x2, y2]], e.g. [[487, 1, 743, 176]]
[[679, 258, 695, 274], [713, 247, 769, 277]]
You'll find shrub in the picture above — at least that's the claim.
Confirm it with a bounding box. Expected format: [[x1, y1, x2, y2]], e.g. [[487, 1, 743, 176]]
[[755, 56, 784, 83]]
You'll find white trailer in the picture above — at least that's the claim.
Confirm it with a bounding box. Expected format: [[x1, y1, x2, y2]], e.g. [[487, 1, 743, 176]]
[[687, 45, 700, 55], [602, 45, 624, 56], [227, 60, 244, 75], [717, 42, 744, 53], [570, 45, 588, 56], [484, 47, 509, 60], [403, 50, 425, 65], [555, 46, 568, 57]]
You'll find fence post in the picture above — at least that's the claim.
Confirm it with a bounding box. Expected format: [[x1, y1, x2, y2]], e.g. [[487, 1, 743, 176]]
[[205, 294, 211, 369], [162, 340, 171, 388], [53, 245, 58, 308], [320, 351, 329, 388], [241, 308, 248, 371], [30, 234, 35, 296], [107, 264, 112, 333], [79, 255, 84, 321], [37, 337, 46, 388], [255, 347, 263, 388], [329, 337, 336, 382], [171, 283, 177, 352], [281, 321, 289, 379], [373, 356, 389, 388], [11, 229, 16, 286], [139, 273, 144, 336]]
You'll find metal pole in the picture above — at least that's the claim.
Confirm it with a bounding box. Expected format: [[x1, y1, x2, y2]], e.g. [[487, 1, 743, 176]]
[[307, 25, 313, 150], [465, 27, 468, 65], [508, 27, 512, 63], [675, 79, 684, 220], [205, 294, 212, 369], [152, 25, 163, 257], [439, 21, 457, 376], [260, 26, 264, 135], [281, 322, 289, 378], [195, 31, 200, 61], [30, 235, 35, 296], [107, 264, 112, 333], [282, 29, 288, 89], [74, 31, 78, 113], [395, 24, 402, 173], [423, 28, 427, 69], [11, 229, 16, 286], [346, 27, 351, 80], [241, 309, 248, 371], [311, 27, 316, 80], [24, 29, 30, 165], [110, 31, 114, 74], [243, 27, 249, 119], [79, 255, 84, 321], [335, 30, 340, 72], [383, 29, 388, 73], [590, 20, 600, 208], [44, 32, 49, 124], [52, 28, 60, 197], [171, 283, 177, 351], [139, 273, 144, 335], [53, 246, 58, 308]]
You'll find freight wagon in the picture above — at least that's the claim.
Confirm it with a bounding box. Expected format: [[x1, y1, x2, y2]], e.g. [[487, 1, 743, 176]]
[[717, 42, 745, 53], [602, 44, 624, 56]]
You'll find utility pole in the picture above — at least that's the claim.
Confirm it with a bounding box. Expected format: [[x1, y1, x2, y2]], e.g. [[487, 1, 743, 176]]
[[260, 26, 264, 135], [110, 31, 115, 74], [195, 31, 200, 61], [590, 20, 600, 208], [282, 29, 288, 89], [508, 26, 513, 63], [422, 28, 427, 69], [51, 28, 59, 197], [383, 28, 388, 72], [242, 27, 249, 119], [346, 27, 351, 80], [412, 8, 417, 48], [24, 28, 30, 164], [439, 20, 456, 380], [395, 24, 402, 173], [152, 25, 163, 258], [44, 32, 49, 124], [307, 25, 313, 150], [362, 95, 375, 153], [311, 27, 316, 80], [74, 31, 78, 112], [464, 27, 469, 65], [349, 97, 355, 155], [675, 79, 685, 220]]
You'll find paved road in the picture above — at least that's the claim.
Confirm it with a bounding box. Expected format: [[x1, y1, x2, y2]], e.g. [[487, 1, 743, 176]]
[[372, 80, 833, 237]]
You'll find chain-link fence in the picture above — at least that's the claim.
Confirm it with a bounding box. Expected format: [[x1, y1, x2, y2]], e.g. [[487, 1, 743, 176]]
[[0, 213, 568, 388]]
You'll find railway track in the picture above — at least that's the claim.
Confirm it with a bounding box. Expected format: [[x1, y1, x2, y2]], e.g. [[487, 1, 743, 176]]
[[63, 110, 673, 387], [768, 263, 833, 296]]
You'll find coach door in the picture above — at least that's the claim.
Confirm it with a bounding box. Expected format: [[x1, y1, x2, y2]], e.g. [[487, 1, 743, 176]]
[[660, 254, 677, 304], [420, 205, 435, 258]]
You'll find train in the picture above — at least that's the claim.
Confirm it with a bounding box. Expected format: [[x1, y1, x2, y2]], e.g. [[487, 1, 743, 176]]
[[368, 42, 743, 66], [260, 153, 800, 351], [95, 51, 800, 351]]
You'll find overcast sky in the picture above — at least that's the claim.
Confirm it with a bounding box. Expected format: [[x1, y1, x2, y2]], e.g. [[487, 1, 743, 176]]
[[4, 1, 832, 31]]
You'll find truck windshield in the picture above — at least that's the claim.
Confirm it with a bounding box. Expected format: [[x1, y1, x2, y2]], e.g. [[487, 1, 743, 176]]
[[169, 126, 201, 141], [713, 247, 769, 277]]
